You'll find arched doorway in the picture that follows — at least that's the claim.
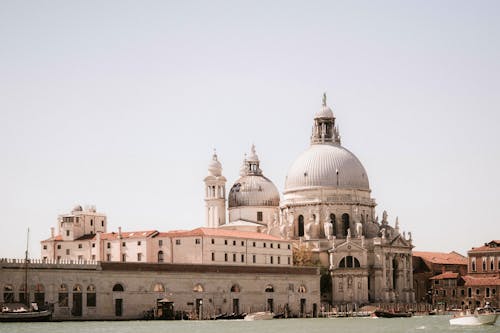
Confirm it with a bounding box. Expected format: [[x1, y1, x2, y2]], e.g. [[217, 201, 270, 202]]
[[112, 283, 124, 317], [72, 284, 82, 316]]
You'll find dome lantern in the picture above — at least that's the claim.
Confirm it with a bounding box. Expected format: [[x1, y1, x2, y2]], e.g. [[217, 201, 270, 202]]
[[311, 93, 341, 145]]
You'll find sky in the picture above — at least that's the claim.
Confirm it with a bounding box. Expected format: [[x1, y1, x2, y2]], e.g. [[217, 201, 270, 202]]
[[1, 1, 499, 258]]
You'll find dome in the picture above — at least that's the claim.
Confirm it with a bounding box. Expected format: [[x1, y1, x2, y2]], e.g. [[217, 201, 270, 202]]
[[228, 175, 280, 208], [207, 151, 222, 177], [284, 144, 370, 191], [314, 105, 334, 119]]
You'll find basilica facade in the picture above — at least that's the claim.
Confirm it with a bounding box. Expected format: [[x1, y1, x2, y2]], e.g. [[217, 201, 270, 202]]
[[205, 94, 415, 305]]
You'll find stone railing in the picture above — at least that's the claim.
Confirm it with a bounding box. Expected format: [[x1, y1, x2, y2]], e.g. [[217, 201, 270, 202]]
[[0, 258, 100, 267]]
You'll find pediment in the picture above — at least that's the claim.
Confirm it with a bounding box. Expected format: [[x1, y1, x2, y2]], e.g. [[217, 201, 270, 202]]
[[389, 235, 411, 248], [330, 239, 366, 254]]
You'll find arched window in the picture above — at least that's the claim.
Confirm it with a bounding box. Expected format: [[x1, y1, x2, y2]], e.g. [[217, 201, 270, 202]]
[[158, 251, 164, 263], [59, 284, 68, 307], [3, 284, 14, 303], [231, 284, 240, 293], [265, 284, 274, 292], [73, 284, 82, 292], [193, 284, 204, 292], [34, 283, 45, 306], [153, 283, 165, 292], [471, 258, 476, 271], [482, 258, 487, 271], [113, 283, 124, 292], [338, 256, 361, 268], [329, 214, 336, 235], [298, 284, 307, 293], [298, 215, 304, 237], [342, 213, 350, 237], [87, 285, 96, 307]]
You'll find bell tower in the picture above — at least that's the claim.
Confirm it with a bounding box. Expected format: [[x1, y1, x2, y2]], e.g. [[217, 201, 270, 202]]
[[204, 150, 227, 228]]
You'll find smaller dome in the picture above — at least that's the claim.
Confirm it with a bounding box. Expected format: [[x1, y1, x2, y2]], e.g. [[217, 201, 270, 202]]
[[72, 205, 83, 212], [228, 175, 280, 207], [208, 150, 222, 176], [314, 105, 334, 119]]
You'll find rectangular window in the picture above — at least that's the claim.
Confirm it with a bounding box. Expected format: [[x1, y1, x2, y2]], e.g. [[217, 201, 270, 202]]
[[233, 240, 236, 246], [288, 257, 291, 265], [288, 283, 294, 291], [101, 221, 104, 227], [224, 253, 228, 262], [224, 240, 228, 245], [78, 243, 82, 249], [92, 243, 95, 248], [159, 239, 163, 246], [257, 211, 263, 221], [66, 230, 70, 237], [90, 219, 93, 226], [460, 289, 465, 296], [277, 244, 280, 249], [57, 244, 61, 249], [270, 243, 273, 248], [263, 243, 266, 248], [211, 252, 215, 261], [91, 255, 96, 260], [287, 244, 291, 250], [106, 254, 111, 261], [241, 241, 244, 246], [278, 256, 281, 264], [122, 242, 126, 247], [233, 253, 236, 262], [241, 254, 245, 262], [176, 239, 181, 245], [58, 293, 68, 307], [137, 253, 142, 261], [66, 249, 70, 255], [137, 241, 141, 246], [253, 242, 256, 247], [43, 245, 47, 250], [87, 292, 96, 307], [195, 238, 201, 244], [107, 242, 111, 249], [211, 238, 215, 244], [270, 256, 273, 264], [252, 255, 256, 263]]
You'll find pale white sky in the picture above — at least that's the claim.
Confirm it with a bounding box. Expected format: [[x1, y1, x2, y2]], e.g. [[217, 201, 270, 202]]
[[1, 1, 499, 258]]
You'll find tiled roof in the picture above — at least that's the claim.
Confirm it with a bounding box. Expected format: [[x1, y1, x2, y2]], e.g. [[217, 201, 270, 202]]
[[463, 275, 500, 286], [100, 230, 158, 240], [156, 227, 286, 241], [468, 240, 500, 253], [430, 271, 459, 280], [413, 251, 467, 265]]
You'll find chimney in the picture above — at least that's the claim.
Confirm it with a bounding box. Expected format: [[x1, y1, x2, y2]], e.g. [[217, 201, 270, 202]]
[[50, 227, 55, 239], [118, 226, 122, 239]]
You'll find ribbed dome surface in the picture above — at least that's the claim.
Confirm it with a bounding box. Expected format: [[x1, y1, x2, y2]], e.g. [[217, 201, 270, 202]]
[[285, 144, 369, 191], [228, 175, 280, 208]]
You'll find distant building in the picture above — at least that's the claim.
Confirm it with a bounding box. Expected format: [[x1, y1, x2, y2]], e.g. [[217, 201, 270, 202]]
[[412, 251, 467, 303], [461, 240, 500, 308]]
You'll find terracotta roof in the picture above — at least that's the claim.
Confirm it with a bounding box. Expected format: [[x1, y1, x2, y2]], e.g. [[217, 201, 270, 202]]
[[413, 251, 467, 265], [430, 271, 459, 280], [100, 230, 158, 240], [468, 240, 500, 253], [156, 227, 286, 241], [463, 275, 500, 286]]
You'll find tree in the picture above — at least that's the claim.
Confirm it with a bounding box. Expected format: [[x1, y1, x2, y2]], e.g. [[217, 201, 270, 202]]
[[292, 243, 317, 266]]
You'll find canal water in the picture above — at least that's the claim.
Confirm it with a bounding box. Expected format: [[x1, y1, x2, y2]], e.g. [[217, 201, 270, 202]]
[[1, 316, 499, 333]]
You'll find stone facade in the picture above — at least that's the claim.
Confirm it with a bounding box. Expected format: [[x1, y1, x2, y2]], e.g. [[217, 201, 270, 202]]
[[0, 260, 320, 320]]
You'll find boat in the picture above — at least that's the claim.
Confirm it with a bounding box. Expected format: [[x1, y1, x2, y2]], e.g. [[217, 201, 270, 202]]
[[373, 309, 412, 318], [0, 229, 52, 322], [0, 303, 52, 322], [449, 306, 499, 326], [244, 311, 274, 320]]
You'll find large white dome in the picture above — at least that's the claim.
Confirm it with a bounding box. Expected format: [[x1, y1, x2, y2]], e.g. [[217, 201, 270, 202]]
[[284, 144, 370, 191], [228, 175, 280, 208]]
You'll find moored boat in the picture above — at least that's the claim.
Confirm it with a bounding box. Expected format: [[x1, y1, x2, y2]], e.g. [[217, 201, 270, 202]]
[[373, 309, 412, 318], [0, 303, 52, 322], [449, 307, 498, 326], [244, 311, 274, 320]]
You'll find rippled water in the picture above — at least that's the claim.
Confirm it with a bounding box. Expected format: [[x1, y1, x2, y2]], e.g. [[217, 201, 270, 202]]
[[1, 316, 499, 333]]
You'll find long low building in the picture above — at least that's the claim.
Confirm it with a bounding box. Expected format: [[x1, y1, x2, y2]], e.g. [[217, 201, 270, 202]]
[[0, 259, 320, 320]]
